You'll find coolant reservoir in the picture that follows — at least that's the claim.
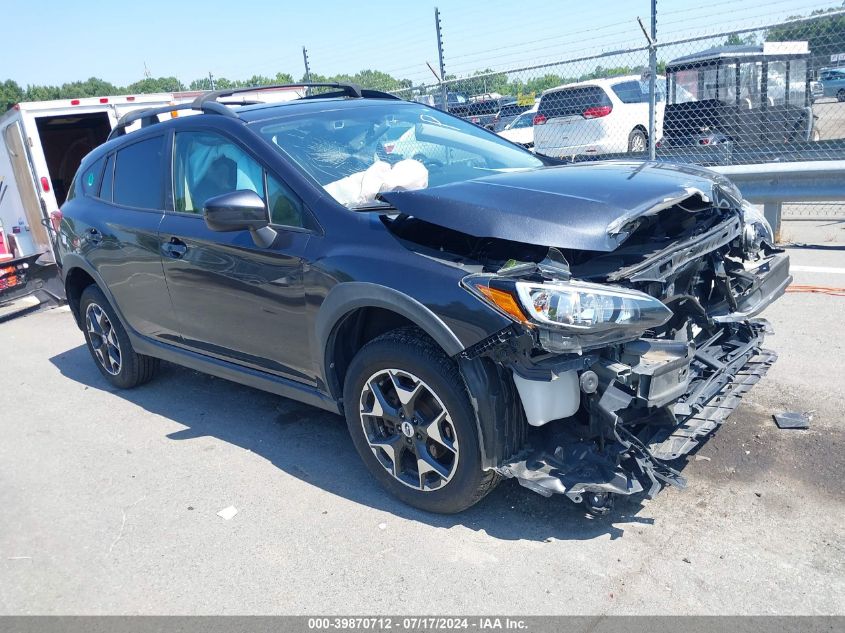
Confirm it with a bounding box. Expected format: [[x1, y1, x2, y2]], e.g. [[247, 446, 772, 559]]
[[512, 370, 580, 427]]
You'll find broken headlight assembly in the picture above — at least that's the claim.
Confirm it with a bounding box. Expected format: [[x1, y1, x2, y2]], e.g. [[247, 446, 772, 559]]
[[740, 201, 774, 255], [464, 275, 672, 353]]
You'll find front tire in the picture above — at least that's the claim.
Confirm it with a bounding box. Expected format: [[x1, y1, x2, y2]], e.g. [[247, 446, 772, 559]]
[[80, 285, 159, 389], [343, 327, 498, 513], [838, 89, 845, 103]]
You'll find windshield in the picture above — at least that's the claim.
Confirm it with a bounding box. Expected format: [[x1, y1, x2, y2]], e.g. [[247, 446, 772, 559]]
[[255, 102, 543, 208]]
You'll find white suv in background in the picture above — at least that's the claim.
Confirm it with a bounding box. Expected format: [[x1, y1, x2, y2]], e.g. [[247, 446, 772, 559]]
[[533, 75, 665, 159]]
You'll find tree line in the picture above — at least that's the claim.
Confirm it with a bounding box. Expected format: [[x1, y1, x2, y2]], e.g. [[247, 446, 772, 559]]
[[0, 70, 415, 112]]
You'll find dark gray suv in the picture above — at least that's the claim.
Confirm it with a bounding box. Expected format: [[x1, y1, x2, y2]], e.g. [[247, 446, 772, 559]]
[[58, 83, 790, 516]]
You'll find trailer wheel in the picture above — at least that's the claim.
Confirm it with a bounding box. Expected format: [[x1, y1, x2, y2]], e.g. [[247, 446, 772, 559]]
[[79, 285, 159, 389]]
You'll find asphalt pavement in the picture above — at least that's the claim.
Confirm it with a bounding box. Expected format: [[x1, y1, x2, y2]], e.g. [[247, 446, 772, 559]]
[[1, 220, 843, 615]]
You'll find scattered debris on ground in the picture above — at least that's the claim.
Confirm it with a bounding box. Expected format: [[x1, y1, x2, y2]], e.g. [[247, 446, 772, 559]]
[[217, 506, 238, 520], [773, 411, 812, 429]]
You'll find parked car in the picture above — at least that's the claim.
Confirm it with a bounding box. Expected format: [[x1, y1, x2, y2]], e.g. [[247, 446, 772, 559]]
[[497, 106, 537, 148], [819, 67, 845, 101], [492, 102, 532, 132], [810, 79, 824, 103], [533, 75, 665, 159], [465, 97, 516, 129], [413, 91, 470, 113], [660, 43, 818, 149], [59, 83, 788, 516]]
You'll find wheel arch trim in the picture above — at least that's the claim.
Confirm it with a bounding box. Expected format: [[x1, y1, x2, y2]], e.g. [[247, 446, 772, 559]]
[[61, 255, 129, 331], [315, 282, 465, 398]]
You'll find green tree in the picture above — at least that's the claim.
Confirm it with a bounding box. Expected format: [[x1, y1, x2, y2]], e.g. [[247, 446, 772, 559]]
[[189, 77, 213, 91], [125, 76, 185, 93], [767, 7, 845, 71], [57, 77, 118, 98], [724, 33, 758, 46], [0, 79, 25, 111], [25, 84, 61, 102]]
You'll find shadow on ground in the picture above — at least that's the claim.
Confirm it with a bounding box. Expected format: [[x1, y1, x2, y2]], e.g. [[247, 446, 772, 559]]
[[50, 344, 658, 541]]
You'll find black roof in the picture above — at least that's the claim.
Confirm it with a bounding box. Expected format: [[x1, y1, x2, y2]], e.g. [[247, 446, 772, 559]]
[[667, 42, 809, 69], [236, 96, 417, 123]]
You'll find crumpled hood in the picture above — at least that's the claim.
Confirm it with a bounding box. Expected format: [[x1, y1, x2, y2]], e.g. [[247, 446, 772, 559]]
[[379, 161, 743, 252]]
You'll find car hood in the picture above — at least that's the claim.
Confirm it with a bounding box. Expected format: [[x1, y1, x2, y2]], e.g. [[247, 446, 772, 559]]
[[379, 161, 743, 252]]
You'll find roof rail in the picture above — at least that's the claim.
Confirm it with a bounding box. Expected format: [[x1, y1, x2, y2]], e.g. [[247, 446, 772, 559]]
[[193, 82, 365, 107], [107, 83, 403, 141], [107, 101, 236, 140]]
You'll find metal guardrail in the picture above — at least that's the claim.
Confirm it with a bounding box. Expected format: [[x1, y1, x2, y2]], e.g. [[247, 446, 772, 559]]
[[711, 161, 845, 234]]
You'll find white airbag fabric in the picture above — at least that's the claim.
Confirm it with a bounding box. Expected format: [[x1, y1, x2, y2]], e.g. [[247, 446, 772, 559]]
[[325, 159, 428, 206]]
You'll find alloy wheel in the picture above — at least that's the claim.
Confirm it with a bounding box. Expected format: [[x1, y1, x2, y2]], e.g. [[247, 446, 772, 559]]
[[630, 133, 646, 152], [85, 302, 122, 375], [359, 369, 459, 491]]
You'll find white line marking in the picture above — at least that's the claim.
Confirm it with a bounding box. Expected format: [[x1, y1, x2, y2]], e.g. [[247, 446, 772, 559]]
[[791, 265, 845, 275]]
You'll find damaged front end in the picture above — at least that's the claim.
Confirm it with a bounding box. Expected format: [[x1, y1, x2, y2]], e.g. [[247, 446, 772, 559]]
[[385, 170, 790, 514]]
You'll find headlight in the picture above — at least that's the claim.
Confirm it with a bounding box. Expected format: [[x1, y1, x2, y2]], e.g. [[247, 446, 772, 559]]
[[464, 275, 672, 353], [514, 281, 671, 332], [741, 201, 773, 253]]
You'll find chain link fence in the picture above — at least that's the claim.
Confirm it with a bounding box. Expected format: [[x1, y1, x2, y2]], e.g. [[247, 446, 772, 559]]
[[319, 2, 845, 220], [388, 12, 845, 165]]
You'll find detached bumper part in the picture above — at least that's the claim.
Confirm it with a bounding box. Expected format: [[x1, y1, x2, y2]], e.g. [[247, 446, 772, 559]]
[[499, 321, 775, 502]]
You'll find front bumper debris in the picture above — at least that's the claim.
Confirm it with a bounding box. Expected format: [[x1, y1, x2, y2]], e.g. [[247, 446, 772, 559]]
[[498, 320, 776, 502]]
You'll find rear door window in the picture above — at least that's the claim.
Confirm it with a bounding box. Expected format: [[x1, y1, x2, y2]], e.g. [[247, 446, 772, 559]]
[[539, 87, 611, 119], [113, 136, 165, 209], [99, 154, 115, 202]]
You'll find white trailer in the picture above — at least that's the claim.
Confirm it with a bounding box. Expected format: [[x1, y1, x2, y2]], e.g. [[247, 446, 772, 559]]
[[0, 86, 303, 313]]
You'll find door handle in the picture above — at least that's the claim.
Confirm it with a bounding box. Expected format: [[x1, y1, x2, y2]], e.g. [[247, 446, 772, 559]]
[[162, 237, 188, 259], [86, 227, 102, 244]]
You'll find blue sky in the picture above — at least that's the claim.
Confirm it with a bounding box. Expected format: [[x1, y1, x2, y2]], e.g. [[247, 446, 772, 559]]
[[6, 0, 841, 88]]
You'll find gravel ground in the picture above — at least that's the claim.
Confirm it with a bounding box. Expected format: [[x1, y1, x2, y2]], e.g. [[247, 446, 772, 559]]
[[0, 221, 843, 615]]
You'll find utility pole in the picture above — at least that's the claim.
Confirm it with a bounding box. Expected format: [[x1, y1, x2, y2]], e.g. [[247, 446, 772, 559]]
[[208, 72, 215, 91], [648, 0, 657, 160], [302, 46, 312, 83], [435, 7, 447, 111], [302, 46, 312, 97]]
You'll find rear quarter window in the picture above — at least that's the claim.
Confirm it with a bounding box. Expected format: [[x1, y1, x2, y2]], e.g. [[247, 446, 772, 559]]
[[612, 80, 649, 103], [113, 136, 165, 210], [539, 86, 611, 118], [79, 156, 105, 197]]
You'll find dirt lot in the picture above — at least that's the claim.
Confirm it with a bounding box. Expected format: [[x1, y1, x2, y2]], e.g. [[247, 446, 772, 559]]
[[1, 220, 843, 615]]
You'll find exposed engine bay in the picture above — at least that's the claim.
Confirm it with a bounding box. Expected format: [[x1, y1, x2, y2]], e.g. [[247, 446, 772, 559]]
[[381, 174, 790, 515]]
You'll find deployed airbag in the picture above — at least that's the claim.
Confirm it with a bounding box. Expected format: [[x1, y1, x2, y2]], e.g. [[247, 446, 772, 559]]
[[324, 159, 428, 207]]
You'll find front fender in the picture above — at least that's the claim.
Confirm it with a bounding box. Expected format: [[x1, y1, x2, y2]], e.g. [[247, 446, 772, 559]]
[[314, 281, 466, 389]]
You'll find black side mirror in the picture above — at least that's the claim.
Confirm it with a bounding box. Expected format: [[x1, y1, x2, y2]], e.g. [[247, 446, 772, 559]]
[[203, 190, 277, 248]]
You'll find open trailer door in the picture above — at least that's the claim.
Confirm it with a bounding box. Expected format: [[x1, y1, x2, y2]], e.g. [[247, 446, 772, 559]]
[[34, 111, 112, 207]]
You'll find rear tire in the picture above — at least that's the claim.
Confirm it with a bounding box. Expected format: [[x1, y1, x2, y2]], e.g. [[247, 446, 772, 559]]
[[343, 327, 499, 513], [80, 285, 159, 389], [628, 128, 647, 153], [838, 89, 845, 103]]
